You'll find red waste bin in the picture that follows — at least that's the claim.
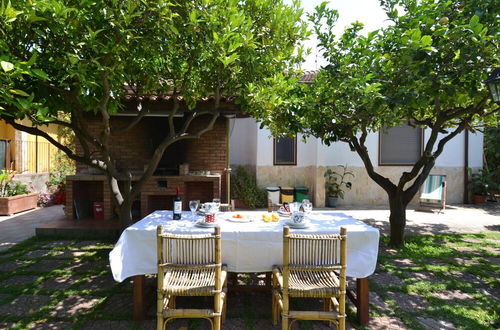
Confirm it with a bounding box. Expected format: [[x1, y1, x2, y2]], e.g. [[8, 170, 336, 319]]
[[93, 202, 104, 220]]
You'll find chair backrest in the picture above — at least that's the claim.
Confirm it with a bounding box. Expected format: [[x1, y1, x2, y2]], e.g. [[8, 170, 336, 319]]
[[157, 226, 222, 290], [282, 226, 347, 289], [420, 174, 446, 201]]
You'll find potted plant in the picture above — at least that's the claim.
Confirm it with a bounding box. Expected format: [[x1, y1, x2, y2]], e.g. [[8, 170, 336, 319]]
[[0, 170, 38, 215], [324, 165, 354, 207], [468, 168, 497, 204]]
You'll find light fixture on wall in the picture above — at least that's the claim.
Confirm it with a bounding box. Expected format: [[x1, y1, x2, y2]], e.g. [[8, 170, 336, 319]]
[[484, 68, 500, 104]]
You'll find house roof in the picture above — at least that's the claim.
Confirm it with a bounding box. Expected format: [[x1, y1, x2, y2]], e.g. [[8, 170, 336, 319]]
[[298, 70, 318, 84]]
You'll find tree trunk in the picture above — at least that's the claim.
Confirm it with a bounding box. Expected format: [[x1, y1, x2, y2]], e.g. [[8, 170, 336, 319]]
[[388, 192, 407, 247], [118, 199, 133, 227]]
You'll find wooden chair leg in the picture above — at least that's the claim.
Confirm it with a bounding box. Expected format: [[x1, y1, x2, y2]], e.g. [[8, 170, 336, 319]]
[[213, 316, 221, 330], [157, 317, 164, 330]]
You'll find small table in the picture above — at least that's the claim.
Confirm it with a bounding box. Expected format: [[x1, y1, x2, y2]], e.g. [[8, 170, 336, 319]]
[[109, 210, 380, 326]]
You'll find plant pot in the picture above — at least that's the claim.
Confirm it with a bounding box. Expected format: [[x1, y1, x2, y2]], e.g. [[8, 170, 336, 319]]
[[0, 192, 38, 216], [473, 194, 487, 204], [326, 196, 339, 208]]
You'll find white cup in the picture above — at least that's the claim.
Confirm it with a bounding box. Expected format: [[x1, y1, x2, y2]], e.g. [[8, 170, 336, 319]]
[[292, 211, 306, 224]]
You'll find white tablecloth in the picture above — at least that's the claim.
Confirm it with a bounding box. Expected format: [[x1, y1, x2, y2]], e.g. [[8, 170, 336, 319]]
[[109, 211, 380, 282]]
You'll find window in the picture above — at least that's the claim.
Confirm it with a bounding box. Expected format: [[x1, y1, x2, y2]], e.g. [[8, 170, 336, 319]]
[[274, 137, 297, 165], [379, 124, 423, 165]]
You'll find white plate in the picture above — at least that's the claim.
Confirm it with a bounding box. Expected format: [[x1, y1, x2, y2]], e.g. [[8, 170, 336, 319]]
[[194, 220, 218, 228], [225, 215, 254, 223], [285, 220, 308, 229]]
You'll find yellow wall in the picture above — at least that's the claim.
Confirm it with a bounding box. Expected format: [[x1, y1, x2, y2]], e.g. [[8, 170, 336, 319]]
[[0, 119, 60, 173]]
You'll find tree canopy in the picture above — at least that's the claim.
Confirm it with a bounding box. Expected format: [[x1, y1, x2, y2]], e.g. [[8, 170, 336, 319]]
[[0, 0, 308, 225], [250, 0, 499, 246]]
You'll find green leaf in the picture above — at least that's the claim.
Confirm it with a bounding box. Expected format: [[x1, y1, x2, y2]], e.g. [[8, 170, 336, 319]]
[[420, 35, 432, 46], [1, 61, 14, 72], [9, 89, 30, 97], [31, 69, 49, 80], [469, 15, 479, 27]]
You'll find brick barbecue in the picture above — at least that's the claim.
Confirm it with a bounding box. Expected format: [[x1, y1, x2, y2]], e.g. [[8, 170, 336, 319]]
[[65, 113, 230, 221]]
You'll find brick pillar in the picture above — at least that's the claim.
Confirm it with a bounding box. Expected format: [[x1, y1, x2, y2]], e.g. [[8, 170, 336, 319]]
[[65, 179, 74, 220], [103, 181, 113, 220]]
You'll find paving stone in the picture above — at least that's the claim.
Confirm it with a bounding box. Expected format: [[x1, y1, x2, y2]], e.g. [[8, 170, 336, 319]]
[[0, 294, 51, 316], [410, 271, 443, 283], [0, 259, 32, 271], [386, 291, 427, 312], [50, 250, 87, 259], [425, 258, 449, 267], [28, 321, 73, 330], [22, 249, 52, 258], [379, 247, 399, 256], [102, 293, 134, 315], [64, 259, 108, 272], [0, 322, 15, 329], [451, 246, 481, 253], [416, 316, 456, 329], [369, 316, 408, 329], [369, 291, 391, 312], [448, 271, 487, 285], [0, 275, 39, 287], [73, 240, 102, 249], [482, 256, 500, 264], [137, 320, 156, 330], [76, 273, 118, 291], [451, 257, 482, 265], [479, 287, 500, 301], [50, 295, 101, 318], [219, 318, 245, 330], [25, 259, 67, 272], [483, 238, 500, 244], [481, 246, 500, 254], [432, 290, 474, 302], [461, 238, 483, 244], [42, 240, 76, 248], [81, 320, 134, 330], [370, 272, 405, 287], [39, 273, 83, 290], [0, 252, 17, 259], [389, 258, 418, 267]]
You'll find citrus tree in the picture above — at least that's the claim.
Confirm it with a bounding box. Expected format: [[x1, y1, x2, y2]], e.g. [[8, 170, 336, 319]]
[[0, 0, 308, 226], [252, 0, 499, 246]]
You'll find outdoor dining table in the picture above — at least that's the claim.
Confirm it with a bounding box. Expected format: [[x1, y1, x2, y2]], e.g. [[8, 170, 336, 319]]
[[109, 210, 380, 326]]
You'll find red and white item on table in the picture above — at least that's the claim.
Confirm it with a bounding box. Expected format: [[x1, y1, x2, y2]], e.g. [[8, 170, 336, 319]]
[[205, 213, 215, 223]]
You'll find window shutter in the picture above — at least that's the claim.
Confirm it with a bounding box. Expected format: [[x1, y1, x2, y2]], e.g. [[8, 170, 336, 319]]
[[380, 124, 422, 165], [274, 137, 296, 165]]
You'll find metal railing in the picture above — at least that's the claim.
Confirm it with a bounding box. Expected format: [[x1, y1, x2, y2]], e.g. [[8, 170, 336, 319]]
[[0, 139, 58, 173]]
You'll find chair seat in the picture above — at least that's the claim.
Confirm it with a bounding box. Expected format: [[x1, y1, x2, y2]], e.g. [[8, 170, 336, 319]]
[[274, 266, 341, 298], [162, 266, 227, 296]]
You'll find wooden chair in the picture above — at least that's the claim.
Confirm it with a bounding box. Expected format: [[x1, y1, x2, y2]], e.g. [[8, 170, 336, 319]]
[[272, 226, 347, 330], [156, 226, 227, 330], [418, 174, 446, 213]]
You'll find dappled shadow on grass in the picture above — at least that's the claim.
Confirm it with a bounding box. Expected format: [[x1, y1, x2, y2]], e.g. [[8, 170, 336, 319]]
[[359, 217, 459, 236]]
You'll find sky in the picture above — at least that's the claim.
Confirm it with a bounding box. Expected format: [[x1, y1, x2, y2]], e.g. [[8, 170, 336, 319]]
[[285, 0, 390, 70]]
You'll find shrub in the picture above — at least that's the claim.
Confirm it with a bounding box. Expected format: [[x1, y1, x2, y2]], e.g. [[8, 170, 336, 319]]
[[0, 170, 30, 197], [230, 166, 267, 208]]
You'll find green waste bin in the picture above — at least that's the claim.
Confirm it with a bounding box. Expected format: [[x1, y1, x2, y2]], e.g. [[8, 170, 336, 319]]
[[294, 186, 309, 202]]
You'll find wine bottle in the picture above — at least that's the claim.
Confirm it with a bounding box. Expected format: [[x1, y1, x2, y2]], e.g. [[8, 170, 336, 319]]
[[173, 187, 182, 220]]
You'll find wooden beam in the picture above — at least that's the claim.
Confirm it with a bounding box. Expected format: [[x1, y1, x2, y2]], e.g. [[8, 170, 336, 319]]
[[357, 277, 369, 326], [133, 275, 145, 321]]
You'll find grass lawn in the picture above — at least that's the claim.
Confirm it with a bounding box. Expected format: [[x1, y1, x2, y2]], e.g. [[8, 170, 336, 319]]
[[0, 233, 498, 329]]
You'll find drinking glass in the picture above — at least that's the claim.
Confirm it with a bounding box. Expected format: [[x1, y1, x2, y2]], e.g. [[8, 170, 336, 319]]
[[302, 199, 313, 213], [189, 200, 200, 218], [212, 198, 221, 212]]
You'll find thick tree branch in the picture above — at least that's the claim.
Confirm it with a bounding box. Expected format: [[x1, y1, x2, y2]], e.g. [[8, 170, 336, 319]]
[[349, 133, 395, 194]]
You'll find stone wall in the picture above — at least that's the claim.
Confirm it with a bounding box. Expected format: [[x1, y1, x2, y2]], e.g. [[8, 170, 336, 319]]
[[254, 165, 473, 207]]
